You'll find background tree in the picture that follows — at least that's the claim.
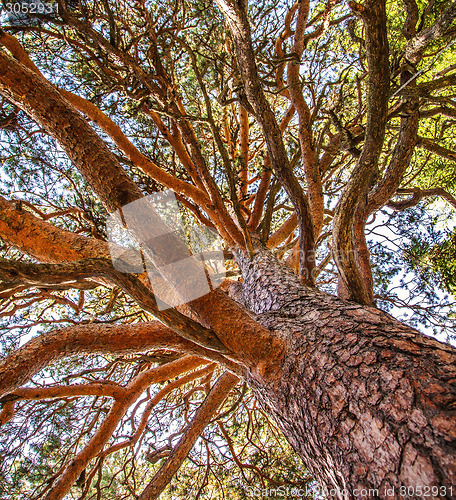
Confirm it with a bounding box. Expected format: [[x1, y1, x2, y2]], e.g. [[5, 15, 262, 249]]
[[0, 0, 456, 498]]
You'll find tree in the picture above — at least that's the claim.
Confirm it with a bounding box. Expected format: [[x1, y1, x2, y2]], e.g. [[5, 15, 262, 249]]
[[0, 0, 456, 498]]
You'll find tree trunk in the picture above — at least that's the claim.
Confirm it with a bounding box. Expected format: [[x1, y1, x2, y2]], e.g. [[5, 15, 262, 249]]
[[235, 248, 456, 499]]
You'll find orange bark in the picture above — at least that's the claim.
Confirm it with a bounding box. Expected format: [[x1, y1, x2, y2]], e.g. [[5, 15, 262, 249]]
[[142, 106, 205, 190], [0, 322, 241, 400], [139, 371, 239, 499], [275, 2, 299, 98], [248, 167, 271, 230], [0, 195, 109, 263], [189, 289, 285, 378], [0, 193, 281, 373], [0, 401, 15, 426], [268, 212, 298, 249], [59, 89, 211, 205], [43, 356, 208, 500], [100, 364, 216, 458], [0, 33, 283, 373], [0, 30, 207, 204]]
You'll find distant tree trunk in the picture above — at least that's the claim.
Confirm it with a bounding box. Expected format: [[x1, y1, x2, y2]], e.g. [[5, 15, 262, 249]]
[[235, 247, 456, 499]]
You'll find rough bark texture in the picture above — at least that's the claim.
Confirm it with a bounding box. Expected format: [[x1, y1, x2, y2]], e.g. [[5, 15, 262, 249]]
[[1, 7, 456, 497], [235, 248, 456, 499]]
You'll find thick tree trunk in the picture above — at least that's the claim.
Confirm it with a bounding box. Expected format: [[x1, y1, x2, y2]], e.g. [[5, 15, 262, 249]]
[[235, 248, 456, 499]]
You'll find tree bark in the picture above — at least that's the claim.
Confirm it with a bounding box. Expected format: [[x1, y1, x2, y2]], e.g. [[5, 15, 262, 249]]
[[1, 18, 455, 499], [235, 247, 456, 499], [0, 322, 238, 400]]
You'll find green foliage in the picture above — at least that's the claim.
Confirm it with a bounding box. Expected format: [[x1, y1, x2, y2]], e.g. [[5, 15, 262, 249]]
[[1, 0, 456, 496], [430, 229, 456, 294], [369, 205, 456, 341]]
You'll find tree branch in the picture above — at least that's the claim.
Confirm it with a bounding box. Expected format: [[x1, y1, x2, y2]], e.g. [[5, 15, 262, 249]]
[[267, 212, 298, 249], [214, 0, 316, 283], [43, 356, 208, 500], [0, 195, 109, 263], [405, 2, 456, 64], [285, 0, 328, 238], [138, 371, 239, 499], [1, 382, 124, 405], [419, 106, 456, 119], [416, 136, 456, 162], [99, 364, 216, 458], [0, 195, 281, 374], [0, 27, 284, 378], [398, 73, 456, 97], [367, 95, 419, 215], [248, 105, 295, 230], [0, 29, 253, 250], [0, 32, 220, 209], [0, 257, 233, 356], [402, 0, 419, 39], [333, 0, 390, 305], [0, 321, 243, 400], [387, 187, 456, 211], [0, 50, 142, 212], [57, 13, 241, 246]]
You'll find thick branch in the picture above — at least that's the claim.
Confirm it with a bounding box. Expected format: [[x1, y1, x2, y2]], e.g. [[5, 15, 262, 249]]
[[405, 2, 456, 64], [333, 0, 390, 305], [285, 0, 327, 237], [58, 14, 243, 246], [0, 28, 283, 379], [43, 356, 208, 500], [248, 168, 271, 230], [267, 213, 298, 249], [0, 195, 281, 374], [419, 106, 456, 119], [362, 10, 428, 300], [0, 257, 232, 356], [59, 90, 211, 205], [0, 257, 111, 287], [402, 0, 419, 39], [214, 0, 315, 283], [367, 99, 419, 215], [399, 73, 456, 97], [0, 30, 246, 247], [0, 195, 109, 263], [0, 322, 240, 400], [248, 105, 295, 230], [0, 50, 142, 212]]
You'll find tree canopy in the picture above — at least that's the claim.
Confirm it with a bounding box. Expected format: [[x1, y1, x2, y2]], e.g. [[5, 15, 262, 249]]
[[0, 0, 456, 498]]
